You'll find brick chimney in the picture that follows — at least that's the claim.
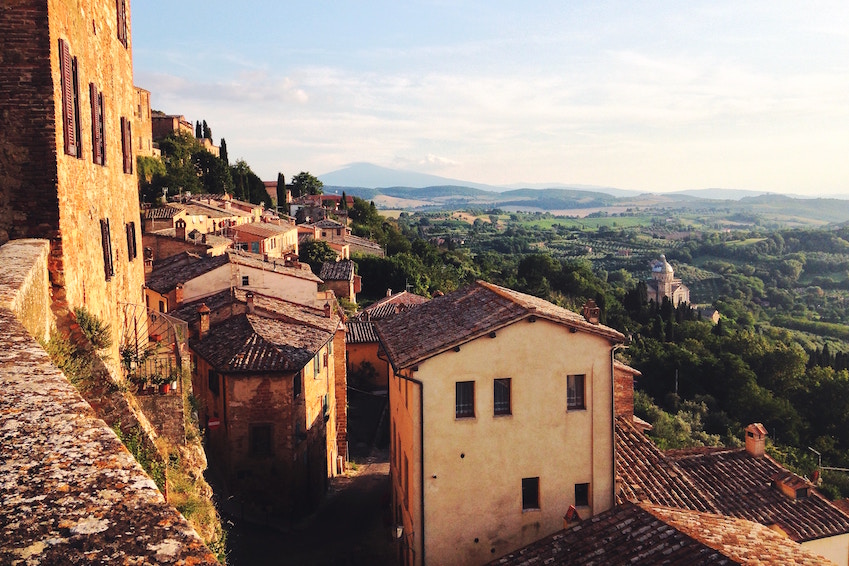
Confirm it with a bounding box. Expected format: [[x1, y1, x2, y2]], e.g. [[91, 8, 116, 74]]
[[198, 304, 210, 338], [246, 292, 255, 314], [324, 302, 331, 318], [386, 288, 392, 297], [745, 423, 767, 457], [175, 218, 187, 240], [174, 283, 184, 306], [582, 299, 600, 324]]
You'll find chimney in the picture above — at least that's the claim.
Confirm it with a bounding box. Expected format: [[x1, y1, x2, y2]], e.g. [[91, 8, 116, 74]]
[[582, 299, 600, 324], [745, 423, 767, 457], [198, 303, 211, 338], [174, 283, 184, 306], [175, 218, 187, 240], [386, 288, 392, 297], [246, 292, 255, 314], [324, 302, 331, 318]]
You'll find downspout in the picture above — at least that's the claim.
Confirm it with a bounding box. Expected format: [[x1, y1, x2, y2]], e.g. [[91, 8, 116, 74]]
[[399, 371, 425, 566], [610, 343, 625, 507]]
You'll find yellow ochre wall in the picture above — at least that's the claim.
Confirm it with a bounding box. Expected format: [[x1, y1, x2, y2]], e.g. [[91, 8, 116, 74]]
[[391, 316, 616, 566]]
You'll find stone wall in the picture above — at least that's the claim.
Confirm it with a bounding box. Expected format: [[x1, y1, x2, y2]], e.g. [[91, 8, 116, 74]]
[[137, 392, 186, 446], [0, 239, 54, 342], [0, 239, 217, 564]]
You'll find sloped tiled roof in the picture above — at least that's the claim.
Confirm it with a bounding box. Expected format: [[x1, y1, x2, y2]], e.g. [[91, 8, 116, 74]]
[[312, 219, 345, 229], [191, 313, 331, 373], [228, 252, 322, 283], [357, 291, 429, 321], [615, 416, 718, 513], [346, 320, 380, 344], [231, 222, 296, 239], [319, 260, 354, 281], [149, 228, 232, 248], [489, 501, 828, 566], [145, 253, 230, 294], [669, 447, 849, 542], [375, 281, 624, 371], [345, 233, 382, 251], [143, 204, 183, 220]]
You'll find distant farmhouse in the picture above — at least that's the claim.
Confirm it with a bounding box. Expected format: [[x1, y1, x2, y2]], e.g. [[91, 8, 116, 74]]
[[647, 254, 690, 305]]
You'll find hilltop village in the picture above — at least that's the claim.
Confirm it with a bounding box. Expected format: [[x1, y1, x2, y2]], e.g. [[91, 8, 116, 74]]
[[3, 2, 849, 566]]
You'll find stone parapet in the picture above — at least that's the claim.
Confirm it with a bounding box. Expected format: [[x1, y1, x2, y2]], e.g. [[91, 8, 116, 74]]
[[0, 239, 218, 564]]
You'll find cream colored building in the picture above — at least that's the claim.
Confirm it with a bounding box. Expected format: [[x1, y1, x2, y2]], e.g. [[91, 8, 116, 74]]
[[647, 254, 690, 306], [375, 282, 625, 566]]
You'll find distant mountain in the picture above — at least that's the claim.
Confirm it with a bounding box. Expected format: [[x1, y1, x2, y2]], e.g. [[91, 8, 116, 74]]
[[318, 163, 503, 191], [503, 182, 639, 198], [669, 188, 771, 200]]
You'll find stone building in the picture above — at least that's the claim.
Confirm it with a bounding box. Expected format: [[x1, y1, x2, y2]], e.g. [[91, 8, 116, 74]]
[[375, 282, 626, 566], [1, 0, 146, 363], [171, 289, 347, 516], [646, 254, 690, 306], [319, 259, 361, 304], [133, 86, 157, 156]]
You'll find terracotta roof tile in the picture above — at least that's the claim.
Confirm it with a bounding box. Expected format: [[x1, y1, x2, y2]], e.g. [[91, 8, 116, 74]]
[[346, 320, 379, 344], [615, 416, 718, 513], [145, 253, 230, 294], [490, 500, 830, 565], [231, 222, 296, 239], [319, 259, 355, 281], [375, 281, 624, 370], [669, 448, 849, 542]]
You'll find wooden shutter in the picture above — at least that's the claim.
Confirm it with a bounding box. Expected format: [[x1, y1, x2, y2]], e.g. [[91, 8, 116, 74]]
[[59, 39, 77, 156], [72, 57, 82, 158], [121, 117, 133, 174], [90, 84, 103, 165], [116, 0, 128, 47], [101, 219, 114, 279], [126, 222, 137, 260], [98, 93, 106, 165]]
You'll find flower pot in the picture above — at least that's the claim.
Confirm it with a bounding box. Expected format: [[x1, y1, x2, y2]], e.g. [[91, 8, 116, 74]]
[[159, 383, 170, 394]]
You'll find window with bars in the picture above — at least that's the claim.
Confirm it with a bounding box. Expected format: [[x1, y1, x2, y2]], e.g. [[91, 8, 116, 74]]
[[100, 219, 114, 280], [120, 117, 133, 174], [126, 222, 137, 260], [59, 39, 81, 158], [89, 83, 105, 165], [455, 381, 475, 418], [567, 374, 586, 410], [494, 378, 511, 415]]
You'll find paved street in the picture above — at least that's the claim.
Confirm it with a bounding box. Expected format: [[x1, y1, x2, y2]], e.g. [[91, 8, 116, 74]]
[[225, 389, 394, 565]]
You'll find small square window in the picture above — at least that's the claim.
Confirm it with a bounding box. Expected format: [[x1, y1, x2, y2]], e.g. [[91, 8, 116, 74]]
[[242, 275, 250, 286], [455, 381, 475, 418], [575, 483, 590, 507], [567, 374, 585, 410], [494, 378, 511, 415], [522, 477, 539, 510]]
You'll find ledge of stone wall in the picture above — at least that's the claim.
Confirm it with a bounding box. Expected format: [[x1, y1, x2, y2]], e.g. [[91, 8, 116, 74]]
[[0, 240, 218, 564], [0, 239, 52, 342]]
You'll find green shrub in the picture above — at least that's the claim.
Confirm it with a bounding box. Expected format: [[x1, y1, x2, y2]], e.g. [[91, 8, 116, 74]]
[[74, 306, 113, 350]]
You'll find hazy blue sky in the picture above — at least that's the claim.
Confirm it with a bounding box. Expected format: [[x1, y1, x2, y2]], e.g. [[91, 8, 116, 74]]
[[132, 1, 849, 194]]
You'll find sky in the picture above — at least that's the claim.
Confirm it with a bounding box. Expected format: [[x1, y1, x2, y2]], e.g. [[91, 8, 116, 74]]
[[131, 1, 849, 195]]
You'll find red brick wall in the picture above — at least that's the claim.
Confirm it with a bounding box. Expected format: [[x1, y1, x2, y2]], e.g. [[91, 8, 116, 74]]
[[614, 365, 635, 418]]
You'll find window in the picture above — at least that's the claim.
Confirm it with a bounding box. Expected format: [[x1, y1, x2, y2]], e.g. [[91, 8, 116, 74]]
[[313, 353, 321, 377], [249, 424, 272, 457], [455, 381, 475, 418], [208, 369, 219, 396], [100, 219, 114, 280], [575, 483, 590, 507], [293, 374, 301, 398], [59, 39, 81, 158], [126, 222, 137, 260], [120, 117, 133, 174], [522, 477, 540, 510], [494, 378, 511, 415], [158, 300, 165, 313], [251, 241, 260, 254], [241, 275, 249, 286], [89, 83, 105, 165], [116, 0, 129, 47], [567, 374, 585, 410]]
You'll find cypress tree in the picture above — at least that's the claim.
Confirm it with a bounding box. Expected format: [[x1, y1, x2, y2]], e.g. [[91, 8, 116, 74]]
[[195, 121, 202, 138], [219, 138, 229, 165], [276, 172, 286, 210], [202, 120, 212, 140]]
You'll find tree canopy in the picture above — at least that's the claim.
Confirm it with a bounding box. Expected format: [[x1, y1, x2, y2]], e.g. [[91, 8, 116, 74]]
[[290, 171, 323, 198]]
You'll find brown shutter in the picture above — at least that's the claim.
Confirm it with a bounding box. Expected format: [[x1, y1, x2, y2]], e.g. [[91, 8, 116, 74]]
[[60, 39, 76, 156], [98, 93, 106, 166], [126, 222, 137, 260], [121, 117, 133, 174], [90, 83, 101, 164], [72, 57, 82, 158], [117, 0, 128, 47], [101, 219, 114, 279]]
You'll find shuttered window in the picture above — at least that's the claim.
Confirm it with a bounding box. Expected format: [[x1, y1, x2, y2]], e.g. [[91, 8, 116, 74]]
[[59, 39, 81, 158], [125, 221, 137, 260], [100, 219, 114, 280], [90, 84, 105, 165], [120, 117, 133, 174], [116, 0, 129, 47]]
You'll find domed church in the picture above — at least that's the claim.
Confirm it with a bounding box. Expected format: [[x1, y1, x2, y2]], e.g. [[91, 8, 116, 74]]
[[647, 254, 690, 305]]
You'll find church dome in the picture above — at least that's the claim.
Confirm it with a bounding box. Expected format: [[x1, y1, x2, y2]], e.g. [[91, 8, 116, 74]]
[[652, 254, 674, 274]]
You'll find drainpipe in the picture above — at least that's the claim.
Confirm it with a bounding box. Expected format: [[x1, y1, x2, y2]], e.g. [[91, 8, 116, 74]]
[[398, 370, 425, 566], [610, 342, 625, 507]]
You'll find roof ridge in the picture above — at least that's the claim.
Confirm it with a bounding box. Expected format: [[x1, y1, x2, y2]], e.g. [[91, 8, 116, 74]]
[[475, 280, 536, 311]]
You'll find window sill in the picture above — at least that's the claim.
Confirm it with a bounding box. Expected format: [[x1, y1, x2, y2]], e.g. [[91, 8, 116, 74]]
[[493, 413, 512, 418], [522, 508, 541, 514], [455, 415, 476, 421], [566, 407, 587, 412]]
